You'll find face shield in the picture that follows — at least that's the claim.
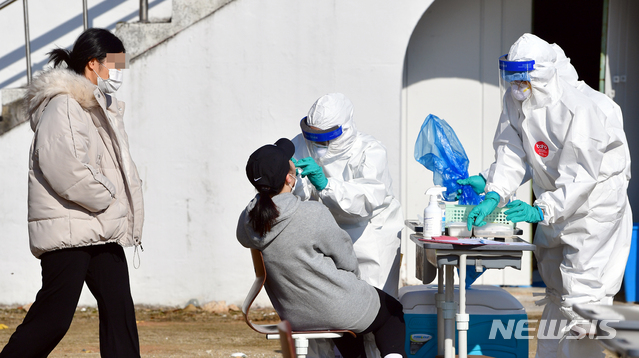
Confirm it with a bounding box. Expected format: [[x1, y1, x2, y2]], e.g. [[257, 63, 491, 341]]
[[300, 116, 343, 143], [499, 55, 535, 105], [300, 116, 343, 158]]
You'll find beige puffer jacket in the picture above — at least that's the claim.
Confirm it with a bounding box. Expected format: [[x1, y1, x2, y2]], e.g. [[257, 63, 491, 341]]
[[25, 68, 144, 258]]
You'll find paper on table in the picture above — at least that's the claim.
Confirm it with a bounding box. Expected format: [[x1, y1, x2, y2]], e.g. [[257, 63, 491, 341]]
[[419, 236, 485, 245], [419, 236, 531, 246], [477, 238, 533, 246]]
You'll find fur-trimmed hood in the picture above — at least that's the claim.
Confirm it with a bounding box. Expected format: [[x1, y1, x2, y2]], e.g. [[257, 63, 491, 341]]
[[26, 68, 100, 131]]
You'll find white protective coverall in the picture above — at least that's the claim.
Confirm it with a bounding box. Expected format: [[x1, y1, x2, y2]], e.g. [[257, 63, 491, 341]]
[[484, 34, 632, 358], [291, 94, 403, 358]]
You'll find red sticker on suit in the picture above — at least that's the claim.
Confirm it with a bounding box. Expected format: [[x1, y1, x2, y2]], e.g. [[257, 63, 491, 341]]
[[535, 141, 549, 157]]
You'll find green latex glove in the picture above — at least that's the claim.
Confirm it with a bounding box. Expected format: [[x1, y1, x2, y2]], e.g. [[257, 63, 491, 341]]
[[505, 200, 543, 223], [467, 191, 500, 230], [457, 175, 486, 198], [294, 157, 328, 191], [290, 157, 300, 175]]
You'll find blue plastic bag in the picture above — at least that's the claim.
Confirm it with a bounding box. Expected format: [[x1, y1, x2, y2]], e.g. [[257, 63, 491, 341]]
[[414, 114, 484, 288], [414, 114, 481, 205]]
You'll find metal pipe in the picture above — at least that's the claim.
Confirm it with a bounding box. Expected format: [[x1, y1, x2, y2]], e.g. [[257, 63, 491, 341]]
[[458, 255, 467, 358], [437, 268, 444, 356], [0, 0, 18, 11], [139, 0, 148, 23], [82, 0, 88, 30], [444, 265, 455, 358], [22, 0, 31, 85]]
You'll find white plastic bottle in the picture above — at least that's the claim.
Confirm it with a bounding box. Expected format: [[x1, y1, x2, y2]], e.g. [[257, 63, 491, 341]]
[[424, 187, 446, 238], [438, 193, 446, 234]]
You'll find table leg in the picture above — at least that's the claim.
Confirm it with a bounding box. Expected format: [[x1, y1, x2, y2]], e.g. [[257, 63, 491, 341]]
[[444, 265, 456, 358], [457, 254, 469, 358], [437, 266, 444, 356]]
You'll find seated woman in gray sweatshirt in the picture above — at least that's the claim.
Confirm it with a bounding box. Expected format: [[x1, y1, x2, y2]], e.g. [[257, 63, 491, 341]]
[[236, 138, 406, 358]]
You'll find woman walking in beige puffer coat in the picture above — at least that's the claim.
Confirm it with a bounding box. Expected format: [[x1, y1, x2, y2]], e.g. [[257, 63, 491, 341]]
[[0, 28, 144, 358]]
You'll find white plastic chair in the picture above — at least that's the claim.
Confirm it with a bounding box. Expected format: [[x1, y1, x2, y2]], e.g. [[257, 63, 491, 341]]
[[242, 248, 355, 358]]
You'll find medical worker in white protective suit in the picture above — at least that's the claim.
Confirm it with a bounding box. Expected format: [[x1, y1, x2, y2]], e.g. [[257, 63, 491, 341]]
[[291, 93, 403, 295], [291, 93, 404, 358], [459, 34, 632, 358]]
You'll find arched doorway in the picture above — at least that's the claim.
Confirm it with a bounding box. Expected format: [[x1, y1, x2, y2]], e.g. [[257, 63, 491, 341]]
[[400, 0, 534, 286]]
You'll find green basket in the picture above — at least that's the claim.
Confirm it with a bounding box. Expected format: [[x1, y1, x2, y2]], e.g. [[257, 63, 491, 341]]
[[445, 204, 514, 227]]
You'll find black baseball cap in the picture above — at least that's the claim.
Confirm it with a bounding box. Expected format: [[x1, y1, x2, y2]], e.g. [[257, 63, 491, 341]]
[[246, 138, 295, 190]]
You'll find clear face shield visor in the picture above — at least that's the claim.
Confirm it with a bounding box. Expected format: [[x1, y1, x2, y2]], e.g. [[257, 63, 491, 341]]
[[499, 55, 535, 106]]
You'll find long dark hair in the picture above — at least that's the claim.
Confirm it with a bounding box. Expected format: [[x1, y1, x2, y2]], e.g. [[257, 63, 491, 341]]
[[248, 185, 283, 237], [47, 28, 125, 74]]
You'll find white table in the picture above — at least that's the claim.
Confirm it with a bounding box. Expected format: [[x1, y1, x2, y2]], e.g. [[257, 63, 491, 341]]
[[573, 303, 639, 358], [407, 223, 535, 358]]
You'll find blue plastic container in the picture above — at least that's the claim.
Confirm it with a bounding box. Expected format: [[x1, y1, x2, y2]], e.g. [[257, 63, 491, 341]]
[[399, 285, 528, 358], [624, 224, 638, 302]]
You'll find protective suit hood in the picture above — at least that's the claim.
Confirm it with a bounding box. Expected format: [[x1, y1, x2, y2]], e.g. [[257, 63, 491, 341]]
[[305, 93, 357, 160], [507, 33, 562, 108], [551, 44, 580, 87], [508, 33, 557, 82]]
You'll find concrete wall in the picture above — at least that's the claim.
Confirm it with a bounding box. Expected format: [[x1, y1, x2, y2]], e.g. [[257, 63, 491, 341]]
[[0, 0, 433, 306], [0, 0, 172, 91]]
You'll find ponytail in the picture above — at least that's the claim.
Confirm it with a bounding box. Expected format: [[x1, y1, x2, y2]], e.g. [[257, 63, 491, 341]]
[[47, 48, 73, 69], [248, 187, 281, 236]]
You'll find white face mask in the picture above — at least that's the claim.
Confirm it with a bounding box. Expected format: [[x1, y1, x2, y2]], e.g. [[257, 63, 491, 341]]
[[511, 81, 532, 101], [94, 64, 123, 94], [287, 174, 297, 192], [313, 143, 329, 158]]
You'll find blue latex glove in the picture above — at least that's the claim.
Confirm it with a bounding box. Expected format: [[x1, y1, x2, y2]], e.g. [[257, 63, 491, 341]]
[[456, 175, 486, 197], [467, 191, 500, 230], [294, 157, 328, 191], [505, 200, 543, 223]]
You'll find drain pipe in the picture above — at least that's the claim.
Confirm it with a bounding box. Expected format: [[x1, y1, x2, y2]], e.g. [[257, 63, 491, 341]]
[[22, 0, 31, 85], [139, 0, 148, 23], [599, 0, 609, 93]]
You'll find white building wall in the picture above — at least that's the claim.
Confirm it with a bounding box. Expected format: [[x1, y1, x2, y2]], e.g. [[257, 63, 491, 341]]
[[0, 123, 37, 304], [0, 0, 172, 92], [0, 0, 434, 306]]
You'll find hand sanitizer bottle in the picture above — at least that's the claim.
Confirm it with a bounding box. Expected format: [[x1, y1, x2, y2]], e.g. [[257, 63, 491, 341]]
[[424, 186, 446, 238]]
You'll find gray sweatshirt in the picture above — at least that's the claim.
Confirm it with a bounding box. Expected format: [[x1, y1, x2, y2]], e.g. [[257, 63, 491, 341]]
[[236, 192, 380, 332]]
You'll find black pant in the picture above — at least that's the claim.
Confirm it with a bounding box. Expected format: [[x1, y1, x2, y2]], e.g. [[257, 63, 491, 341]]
[[0, 244, 140, 358], [333, 288, 407, 358]]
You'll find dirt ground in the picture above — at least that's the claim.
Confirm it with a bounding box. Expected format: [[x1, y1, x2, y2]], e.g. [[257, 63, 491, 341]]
[[0, 301, 617, 358], [0, 306, 282, 357]]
